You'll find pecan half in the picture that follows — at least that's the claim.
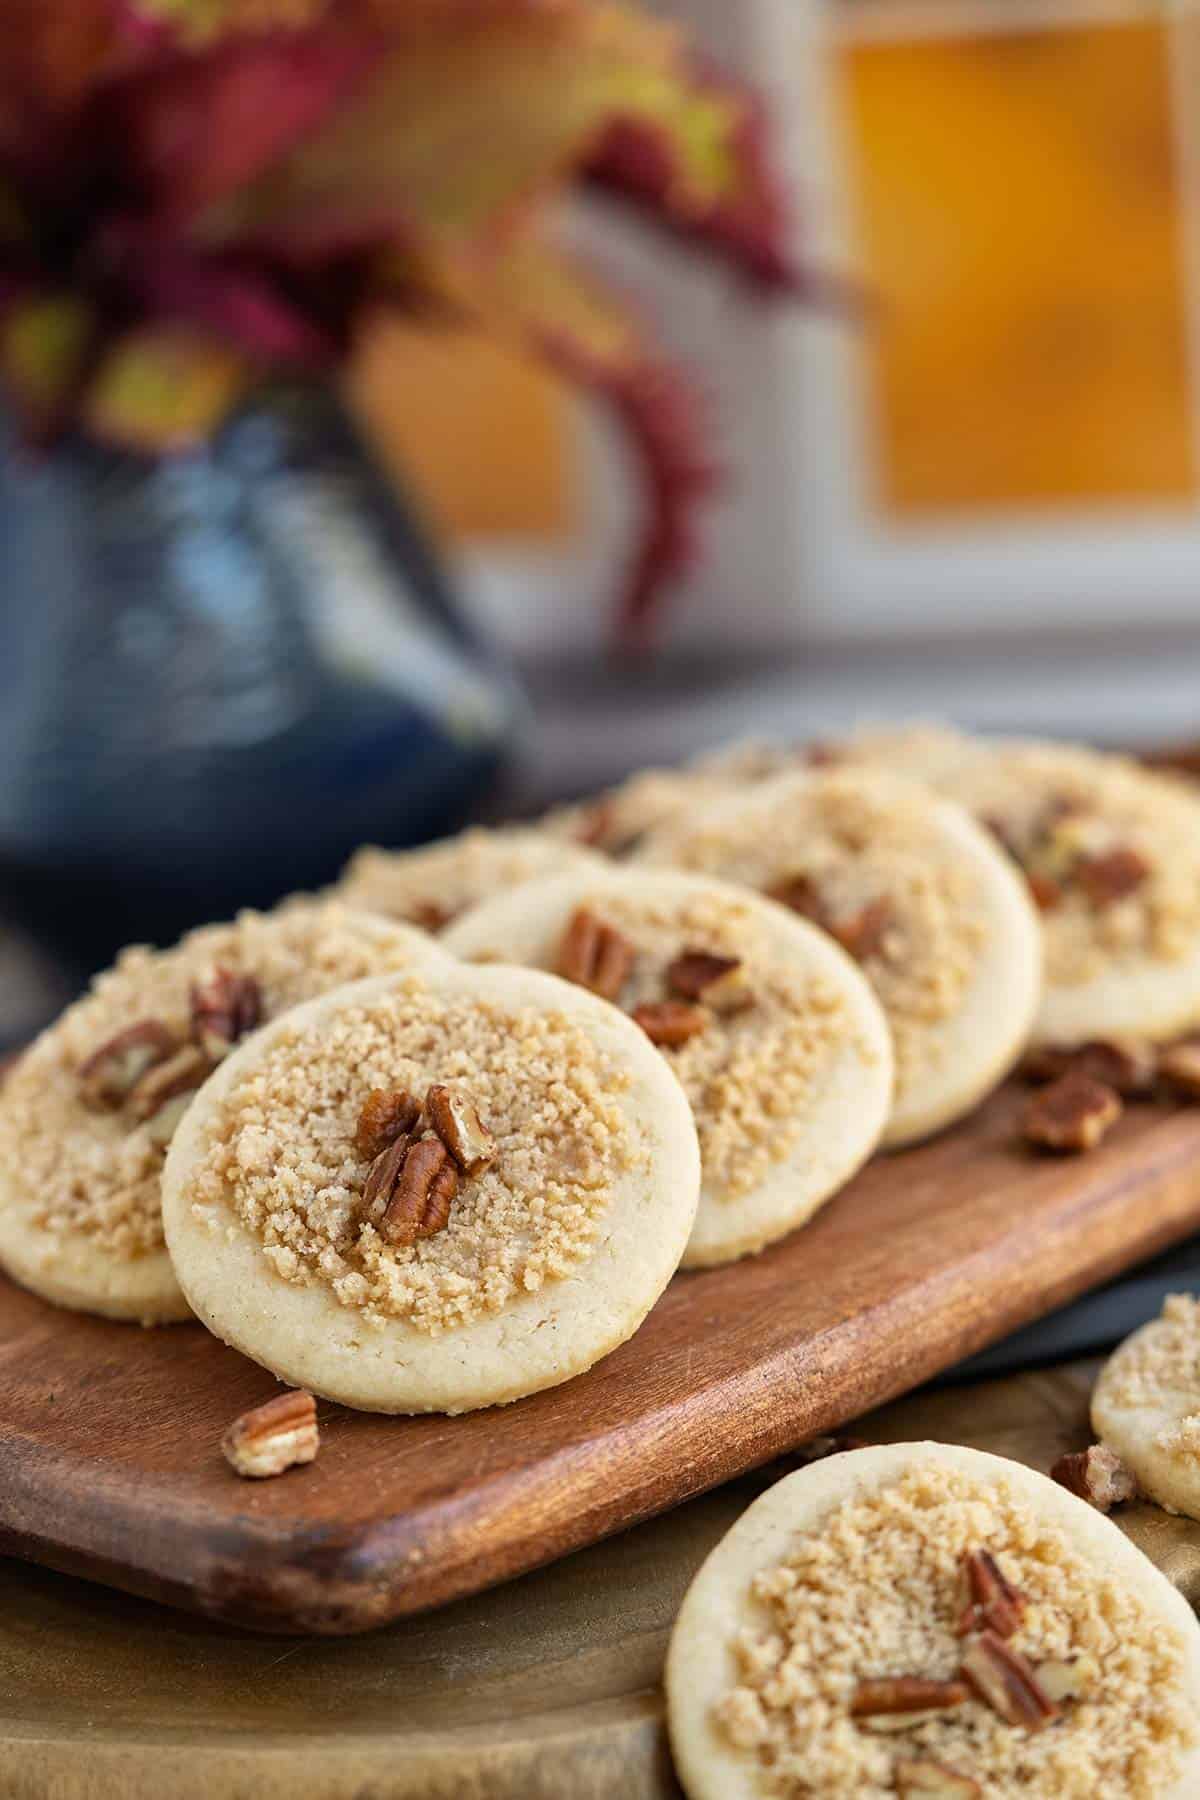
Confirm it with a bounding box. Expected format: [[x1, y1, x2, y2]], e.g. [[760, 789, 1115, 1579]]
[[957, 1549, 1025, 1639], [1022, 1038, 1156, 1097], [1158, 1041, 1200, 1100], [78, 1020, 176, 1110], [1022, 1072, 1122, 1153], [851, 1677, 969, 1719], [894, 1760, 981, 1798], [766, 872, 829, 924], [427, 1083, 497, 1176], [666, 949, 751, 1013], [1075, 845, 1149, 908], [556, 907, 635, 1000], [355, 1087, 421, 1161], [190, 967, 262, 1061], [959, 1632, 1059, 1730], [1049, 1443, 1137, 1512], [128, 1043, 210, 1123], [222, 1390, 319, 1480], [379, 1138, 458, 1248], [631, 1000, 708, 1047]]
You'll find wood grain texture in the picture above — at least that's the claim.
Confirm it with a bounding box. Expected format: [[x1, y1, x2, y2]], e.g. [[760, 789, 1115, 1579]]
[[4, 1083, 1200, 1635], [4, 1358, 1200, 1799]]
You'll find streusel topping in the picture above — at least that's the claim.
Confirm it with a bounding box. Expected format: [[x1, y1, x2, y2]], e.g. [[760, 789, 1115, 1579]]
[[0, 901, 423, 1260], [716, 1464, 1194, 1797], [642, 773, 987, 1099], [187, 975, 638, 1335], [338, 828, 595, 931]]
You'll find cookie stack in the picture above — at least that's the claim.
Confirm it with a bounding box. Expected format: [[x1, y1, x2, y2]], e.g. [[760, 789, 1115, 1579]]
[[4, 721, 1200, 1429]]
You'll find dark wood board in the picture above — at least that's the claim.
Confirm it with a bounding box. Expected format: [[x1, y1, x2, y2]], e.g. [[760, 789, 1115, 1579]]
[[3, 1082, 1200, 1636]]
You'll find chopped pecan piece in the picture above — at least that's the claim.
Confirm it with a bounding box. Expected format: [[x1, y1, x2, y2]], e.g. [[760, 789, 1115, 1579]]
[[1034, 1655, 1099, 1703], [78, 1020, 176, 1110], [959, 1631, 1059, 1730], [574, 797, 616, 849], [894, 1760, 981, 1798], [410, 900, 453, 933], [128, 1044, 210, 1123], [1022, 1072, 1122, 1153], [222, 1390, 319, 1480], [1075, 845, 1150, 908], [829, 897, 894, 962], [378, 1138, 458, 1248], [666, 949, 751, 1013], [427, 1083, 497, 1176], [805, 739, 845, 768], [980, 813, 1022, 861], [556, 907, 635, 1000], [1022, 1038, 1156, 1097], [957, 1549, 1025, 1639], [1025, 870, 1063, 912], [1158, 1040, 1200, 1100], [851, 1677, 969, 1719], [1049, 1443, 1137, 1512], [355, 1087, 421, 1161], [189, 967, 262, 1061], [631, 1000, 708, 1047], [766, 872, 829, 924]]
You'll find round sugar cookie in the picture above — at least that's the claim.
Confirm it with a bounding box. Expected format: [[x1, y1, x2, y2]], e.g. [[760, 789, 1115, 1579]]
[[337, 827, 602, 931], [444, 869, 892, 1266], [666, 1441, 1200, 1800], [0, 900, 433, 1325], [1092, 1293, 1200, 1522], [637, 769, 1042, 1146], [162, 954, 700, 1413], [827, 726, 1200, 1047]]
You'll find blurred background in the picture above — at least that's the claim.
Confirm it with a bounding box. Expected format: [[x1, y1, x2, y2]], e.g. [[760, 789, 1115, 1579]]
[[5, 0, 1200, 1038]]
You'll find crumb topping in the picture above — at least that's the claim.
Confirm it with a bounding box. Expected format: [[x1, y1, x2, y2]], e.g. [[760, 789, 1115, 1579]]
[[715, 1465, 1194, 1797], [338, 829, 595, 930], [543, 768, 744, 857], [473, 888, 856, 1203], [0, 902, 423, 1261], [188, 975, 639, 1335], [1102, 1293, 1200, 1455], [642, 774, 987, 1100]]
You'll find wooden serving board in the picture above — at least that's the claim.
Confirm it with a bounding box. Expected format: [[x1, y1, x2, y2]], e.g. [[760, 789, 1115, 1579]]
[[4, 1082, 1200, 1636]]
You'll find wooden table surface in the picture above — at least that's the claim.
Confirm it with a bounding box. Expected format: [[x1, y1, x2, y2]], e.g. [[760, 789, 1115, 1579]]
[[6, 1356, 1200, 1800]]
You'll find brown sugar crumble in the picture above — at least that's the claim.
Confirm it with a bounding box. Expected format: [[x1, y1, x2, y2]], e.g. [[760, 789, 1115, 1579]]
[[187, 975, 640, 1336], [0, 902, 425, 1262], [644, 775, 987, 1101], [338, 828, 595, 930], [714, 1465, 1195, 1797]]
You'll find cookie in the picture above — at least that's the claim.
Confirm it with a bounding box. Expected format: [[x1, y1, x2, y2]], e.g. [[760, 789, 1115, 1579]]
[[666, 1441, 1200, 1800], [0, 900, 432, 1324], [444, 869, 892, 1266], [336, 827, 601, 931], [1092, 1293, 1200, 1522], [637, 769, 1042, 1146], [827, 725, 1200, 1048], [161, 950, 700, 1413]]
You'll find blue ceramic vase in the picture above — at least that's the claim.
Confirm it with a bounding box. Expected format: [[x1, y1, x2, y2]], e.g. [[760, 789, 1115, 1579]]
[[0, 386, 521, 976]]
